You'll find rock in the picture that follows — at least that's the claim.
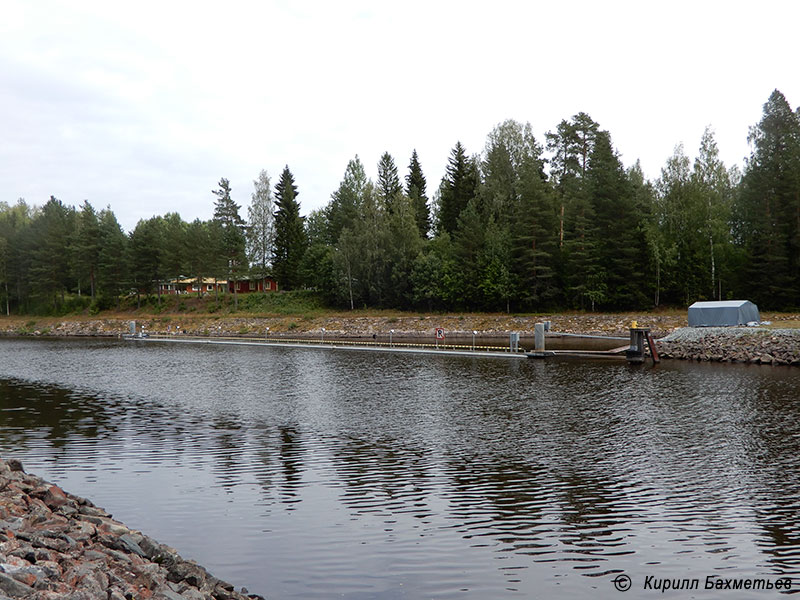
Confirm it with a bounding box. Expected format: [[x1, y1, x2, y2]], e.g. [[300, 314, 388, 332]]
[[42, 487, 68, 510], [97, 518, 130, 537], [153, 585, 185, 600], [5, 461, 23, 474], [0, 458, 261, 600], [77, 506, 108, 519], [118, 534, 146, 558], [0, 571, 34, 597]]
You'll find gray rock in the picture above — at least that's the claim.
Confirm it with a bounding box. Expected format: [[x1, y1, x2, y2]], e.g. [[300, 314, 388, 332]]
[[154, 586, 185, 600], [78, 505, 108, 518], [118, 534, 146, 558], [0, 571, 33, 598], [6, 461, 23, 473]]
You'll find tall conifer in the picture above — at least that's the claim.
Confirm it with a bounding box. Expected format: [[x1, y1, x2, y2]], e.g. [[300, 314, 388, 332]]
[[273, 166, 307, 290]]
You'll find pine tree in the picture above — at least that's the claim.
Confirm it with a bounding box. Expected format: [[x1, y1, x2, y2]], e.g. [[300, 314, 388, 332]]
[[96, 208, 128, 305], [546, 113, 599, 248], [29, 197, 74, 309], [212, 177, 246, 309], [273, 166, 307, 290], [405, 149, 430, 238], [73, 201, 101, 300], [128, 217, 165, 307]]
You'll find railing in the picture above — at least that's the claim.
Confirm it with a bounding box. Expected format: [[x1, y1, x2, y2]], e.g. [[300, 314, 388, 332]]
[[144, 333, 523, 353]]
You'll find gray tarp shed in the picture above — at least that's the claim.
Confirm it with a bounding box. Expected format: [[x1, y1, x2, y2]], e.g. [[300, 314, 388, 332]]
[[688, 300, 760, 327]]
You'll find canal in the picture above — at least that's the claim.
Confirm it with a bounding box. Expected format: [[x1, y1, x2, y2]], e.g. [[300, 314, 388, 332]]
[[1, 337, 799, 598]]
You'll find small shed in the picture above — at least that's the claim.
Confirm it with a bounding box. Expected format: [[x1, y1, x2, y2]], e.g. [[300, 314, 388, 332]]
[[688, 300, 760, 327]]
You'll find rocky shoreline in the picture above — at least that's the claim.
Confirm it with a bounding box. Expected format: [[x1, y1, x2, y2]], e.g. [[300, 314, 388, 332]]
[[0, 313, 690, 339], [657, 327, 800, 366], [0, 458, 263, 600]]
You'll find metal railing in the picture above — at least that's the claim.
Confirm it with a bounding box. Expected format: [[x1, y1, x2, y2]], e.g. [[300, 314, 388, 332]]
[[145, 333, 524, 353]]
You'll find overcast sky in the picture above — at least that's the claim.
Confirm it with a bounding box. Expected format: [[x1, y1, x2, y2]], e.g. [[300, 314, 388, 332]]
[[2, 1, 798, 232]]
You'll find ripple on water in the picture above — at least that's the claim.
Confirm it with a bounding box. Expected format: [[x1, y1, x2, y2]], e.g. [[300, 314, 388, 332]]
[[2, 338, 800, 597]]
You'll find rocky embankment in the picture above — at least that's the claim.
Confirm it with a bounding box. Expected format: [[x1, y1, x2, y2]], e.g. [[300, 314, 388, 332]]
[[0, 458, 263, 600], [657, 327, 800, 366], [0, 313, 689, 339]]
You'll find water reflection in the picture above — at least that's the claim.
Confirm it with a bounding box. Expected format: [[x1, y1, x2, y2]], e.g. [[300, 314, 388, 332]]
[[1, 338, 800, 598]]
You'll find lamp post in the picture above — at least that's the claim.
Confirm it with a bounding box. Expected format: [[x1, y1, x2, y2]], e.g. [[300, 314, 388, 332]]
[[321, 327, 325, 344], [472, 330, 477, 351], [390, 329, 394, 348]]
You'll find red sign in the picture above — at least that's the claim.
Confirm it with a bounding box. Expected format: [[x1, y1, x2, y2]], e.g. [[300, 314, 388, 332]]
[[435, 328, 445, 340]]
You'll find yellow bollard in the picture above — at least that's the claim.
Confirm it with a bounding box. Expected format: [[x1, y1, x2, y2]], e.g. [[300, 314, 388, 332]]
[[631, 320, 638, 329]]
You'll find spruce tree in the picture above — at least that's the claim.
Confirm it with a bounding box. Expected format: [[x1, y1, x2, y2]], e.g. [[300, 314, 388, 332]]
[[736, 89, 800, 308], [377, 152, 402, 212], [328, 157, 368, 243], [586, 130, 646, 308], [405, 149, 430, 238], [437, 142, 479, 236], [511, 154, 559, 309], [273, 166, 307, 290]]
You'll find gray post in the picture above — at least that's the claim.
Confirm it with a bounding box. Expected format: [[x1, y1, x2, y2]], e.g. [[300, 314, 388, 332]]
[[129, 321, 136, 336], [626, 327, 647, 364], [534, 323, 545, 352], [509, 332, 520, 352]]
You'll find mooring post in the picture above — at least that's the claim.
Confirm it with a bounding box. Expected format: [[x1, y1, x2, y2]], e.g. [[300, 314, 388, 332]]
[[626, 327, 648, 364], [646, 331, 660, 364], [129, 320, 136, 336], [534, 323, 545, 353]]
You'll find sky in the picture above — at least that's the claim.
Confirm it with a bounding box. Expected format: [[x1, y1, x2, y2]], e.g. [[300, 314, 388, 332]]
[[2, 1, 799, 232]]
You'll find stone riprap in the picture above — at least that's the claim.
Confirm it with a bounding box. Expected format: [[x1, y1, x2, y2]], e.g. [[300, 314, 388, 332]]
[[657, 327, 800, 366], [0, 458, 264, 600]]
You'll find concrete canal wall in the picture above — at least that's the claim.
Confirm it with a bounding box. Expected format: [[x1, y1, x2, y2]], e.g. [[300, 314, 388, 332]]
[[0, 458, 263, 600]]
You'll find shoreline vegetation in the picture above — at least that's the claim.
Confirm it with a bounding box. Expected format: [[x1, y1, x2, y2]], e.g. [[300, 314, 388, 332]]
[[2, 306, 799, 366], [0, 458, 263, 600], [3, 91, 800, 323]]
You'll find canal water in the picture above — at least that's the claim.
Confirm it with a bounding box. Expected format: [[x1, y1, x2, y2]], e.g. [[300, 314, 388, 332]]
[[1, 337, 799, 598]]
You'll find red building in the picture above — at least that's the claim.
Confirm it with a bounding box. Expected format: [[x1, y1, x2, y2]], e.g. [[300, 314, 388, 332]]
[[228, 278, 278, 293], [158, 277, 278, 295]]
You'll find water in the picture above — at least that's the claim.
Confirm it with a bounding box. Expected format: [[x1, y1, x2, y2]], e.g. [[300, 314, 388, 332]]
[[1, 337, 800, 598]]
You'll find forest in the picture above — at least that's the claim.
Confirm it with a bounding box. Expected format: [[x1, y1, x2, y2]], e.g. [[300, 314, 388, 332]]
[[1, 89, 799, 316]]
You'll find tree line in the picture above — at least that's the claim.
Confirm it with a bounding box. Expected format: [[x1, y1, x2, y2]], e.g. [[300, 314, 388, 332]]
[[1, 89, 799, 315]]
